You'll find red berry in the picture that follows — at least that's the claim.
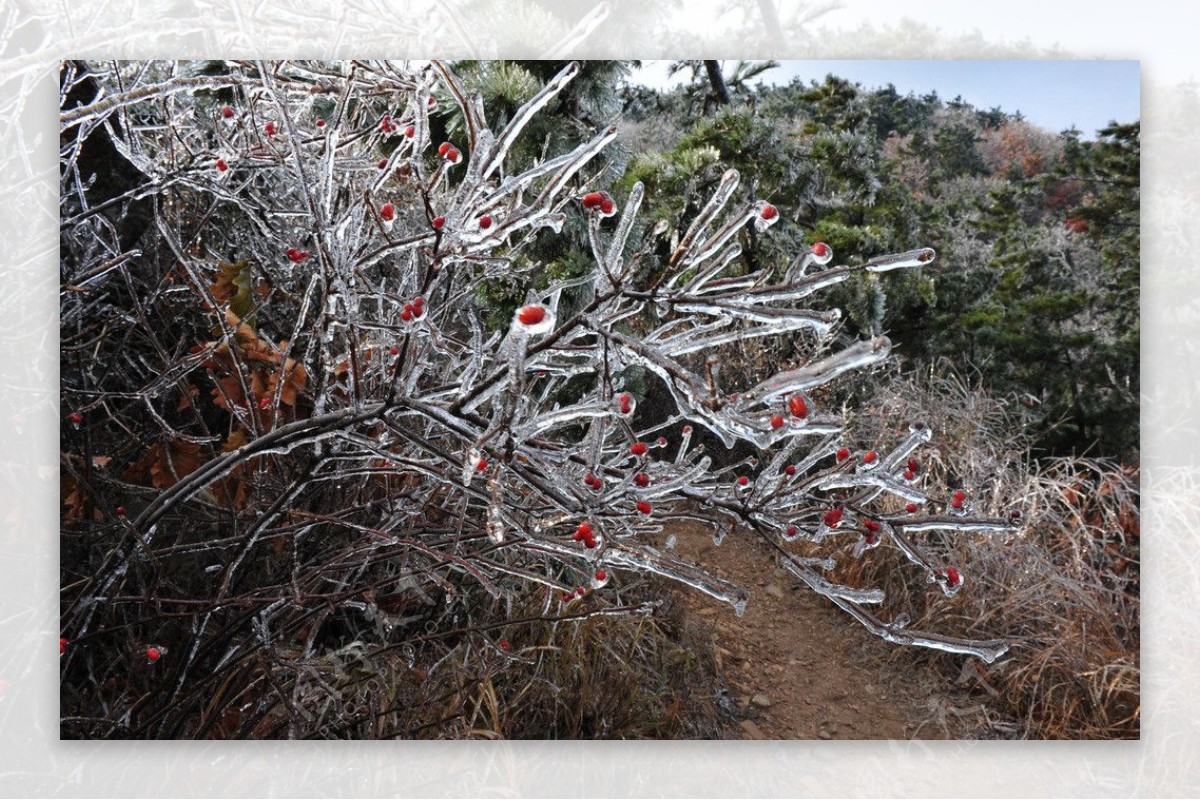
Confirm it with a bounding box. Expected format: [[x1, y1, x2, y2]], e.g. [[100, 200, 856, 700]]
[[258, 396, 272, 410], [682, 425, 693, 435], [760, 203, 778, 220], [60, 637, 68, 655], [636, 501, 652, 515], [907, 458, 920, 473], [146, 647, 161, 662], [906, 502, 918, 513], [862, 450, 877, 464], [479, 215, 493, 229], [285, 247, 309, 263], [445, 147, 461, 164], [221, 105, 235, 119], [584, 474, 597, 487], [812, 242, 829, 257], [599, 197, 615, 215], [784, 464, 797, 476], [115, 505, 126, 516], [413, 296, 425, 309], [316, 119, 326, 127], [400, 308, 413, 322], [475, 457, 488, 472], [405, 125, 415, 138], [737, 476, 749, 486], [264, 121, 276, 136], [630, 442, 648, 457], [427, 97, 437, 108], [577, 522, 593, 538], [378, 158, 388, 169], [516, 305, 547, 326], [581, 191, 603, 208], [380, 203, 395, 221], [786, 525, 799, 538], [1009, 509, 1023, 521], [563, 592, 573, 602], [951, 490, 967, 509], [380, 115, 393, 133], [595, 570, 607, 582], [836, 447, 851, 462], [788, 396, 808, 418], [584, 536, 597, 549], [634, 473, 650, 487], [389, 346, 399, 356], [903, 469, 916, 481], [500, 640, 510, 651], [68, 411, 83, 425], [215, 158, 229, 173], [823, 507, 843, 528], [432, 215, 445, 230], [864, 519, 881, 533], [576, 587, 586, 597], [945, 567, 961, 587], [770, 414, 784, 429], [438, 142, 452, 156]]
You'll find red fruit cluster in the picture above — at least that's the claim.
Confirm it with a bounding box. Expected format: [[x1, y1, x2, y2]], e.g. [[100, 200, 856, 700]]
[[215, 158, 229, 173], [285, 247, 309, 263], [437, 141, 462, 163], [822, 507, 843, 528], [617, 393, 634, 415], [432, 215, 446, 230], [399, 296, 426, 322], [516, 305, 547, 326], [264, 121, 277, 136], [630, 442, 648, 457], [580, 191, 616, 216], [380, 202, 396, 222], [583, 473, 603, 491], [380, 114, 395, 134], [573, 522, 598, 548], [863, 519, 881, 533]]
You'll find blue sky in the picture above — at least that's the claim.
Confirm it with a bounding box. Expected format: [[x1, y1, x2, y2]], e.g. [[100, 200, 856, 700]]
[[633, 60, 1140, 138]]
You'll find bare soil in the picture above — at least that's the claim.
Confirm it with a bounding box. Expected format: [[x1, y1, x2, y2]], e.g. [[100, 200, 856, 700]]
[[664, 520, 969, 740]]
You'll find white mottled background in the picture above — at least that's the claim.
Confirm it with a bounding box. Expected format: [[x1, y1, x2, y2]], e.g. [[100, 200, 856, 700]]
[[3, 0, 1196, 796]]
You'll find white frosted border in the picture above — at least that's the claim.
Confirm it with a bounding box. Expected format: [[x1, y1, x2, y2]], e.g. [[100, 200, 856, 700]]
[[3, 1, 1191, 796]]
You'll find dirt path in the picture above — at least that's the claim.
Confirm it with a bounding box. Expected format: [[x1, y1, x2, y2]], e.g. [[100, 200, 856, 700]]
[[664, 521, 957, 740]]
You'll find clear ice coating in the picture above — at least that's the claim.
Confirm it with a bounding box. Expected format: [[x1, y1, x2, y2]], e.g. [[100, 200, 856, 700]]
[[61, 59, 1015, 668]]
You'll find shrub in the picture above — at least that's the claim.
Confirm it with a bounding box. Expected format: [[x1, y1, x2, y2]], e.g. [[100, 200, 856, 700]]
[[60, 60, 1017, 738]]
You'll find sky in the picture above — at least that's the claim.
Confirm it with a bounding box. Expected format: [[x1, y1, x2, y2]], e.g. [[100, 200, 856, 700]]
[[633, 60, 1140, 137]]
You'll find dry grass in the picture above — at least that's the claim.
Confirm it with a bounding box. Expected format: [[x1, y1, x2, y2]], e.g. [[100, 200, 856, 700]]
[[830, 363, 1140, 739]]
